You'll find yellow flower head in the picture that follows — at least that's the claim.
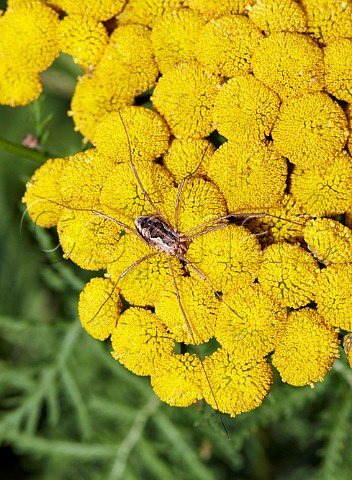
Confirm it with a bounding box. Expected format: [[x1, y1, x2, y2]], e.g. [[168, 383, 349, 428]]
[[301, 0, 352, 44], [111, 308, 175, 376], [186, 225, 262, 295], [202, 348, 273, 416], [0, 66, 42, 107], [118, 0, 184, 28], [207, 140, 287, 212], [163, 138, 215, 182], [59, 0, 125, 20], [247, 0, 307, 35], [94, 107, 170, 164], [272, 93, 348, 166], [78, 277, 122, 340], [258, 242, 319, 308], [215, 284, 287, 361], [315, 264, 352, 331], [151, 61, 221, 138], [151, 8, 206, 74], [151, 352, 203, 407], [252, 32, 324, 101], [304, 218, 352, 265], [324, 38, 352, 103], [185, 0, 256, 20], [58, 14, 109, 70], [196, 14, 263, 77], [343, 333, 352, 369], [272, 308, 340, 387], [155, 275, 219, 344], [213, 76, 280, 143], [290, 151, 352, 216]]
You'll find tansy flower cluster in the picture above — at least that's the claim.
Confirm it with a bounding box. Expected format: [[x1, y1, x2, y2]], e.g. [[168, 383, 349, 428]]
[[7, 0, 352, 416]]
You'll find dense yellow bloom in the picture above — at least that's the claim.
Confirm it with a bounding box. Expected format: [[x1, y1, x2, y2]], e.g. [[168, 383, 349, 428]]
[[301, 0, 352, 44], [59, 0, 125, 20], [163, 138, 215, 182], [247, 0, 307, 35], [258, 243, 319, 308], [78, 277, 122, 340], [118, 0, 184, 27], [111, 308, 175, 376], [152, 61, 221, 138], [0, 67, 42, 107], [272, 309, 340, 387], [185, 0, 256, 20], [324, 38, 352, 103], [304, 218, 352, 265], [216, 285, 287, 361], [290, 151, 352, 216], [151, 353, 203, 407], [252, 33, 324, 101], [213, 76, 280, 142], [272, 93, 348, 166], [207, 140, 287, 212], [202, 349, 273, 416], [155, 276, 219, 344], [196, 15, 263, 77], [93, 107, 170, 164], [151, 8, 206, 74], [315, 264, 352, 331], [186, 225, 262, 294], [58, 15, 109, 70]]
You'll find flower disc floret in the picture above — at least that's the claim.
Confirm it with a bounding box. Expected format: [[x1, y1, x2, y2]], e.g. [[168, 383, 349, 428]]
[[94, 107, 170, 164], [324, 38, 352, 103], [78, 277, 122, 340], [196, 15, 263, 77], [252, 33, 324, 101], [272, 309, 340, 386], [315, 264, 352, 331], [151, 353, 203, 407], [58, 14, 109, 70], [152, 61, 221, 138], [202, 348, 273, 416], [0, 66, 42, 107], [185, 0, 256, 20], [118, 0, 184, 28], [215, 284, 287, 361], [304, 218, 352, 265], [247, 0, 307, 35], [258, 242, 319, 308], [207, 140, 287, 212], [151, 8, 206, 74], [59, 0, 125, 20], [272, 93, 348, 166], [111, 308, 174, 376], [213, 76, 280, 142], [290, 151, 352, 216]]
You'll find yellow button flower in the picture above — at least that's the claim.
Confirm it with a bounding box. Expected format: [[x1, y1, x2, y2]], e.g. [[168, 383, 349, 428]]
[[59, 0, 125, 21], [78, 277, 122, 340], [111, 308, 175, 376], [185, 0, 256, 20], [324, 38, 352, 103], [118, 0, 184, 28], [290, 151, 352, 216], [213, 75, 280, 142], [196, 14, 263, 77], [202, 348, 274, 416], [59, 14, 109, 70], [215, 284, 287, 361], [272, 309, 340, 386], [207, 140, 287, 212], [252, 32, 324, 101], [247, 0, 307, 35], [151, 353, 203, 407], [315, 264, 352, 331], [272, 93, 348, 166], [0, 66, 42, 107], [304, 218, 352, 265], [258, 242, 319, 308], [152, 61, 221, 138], [151, 8, 206, 74]]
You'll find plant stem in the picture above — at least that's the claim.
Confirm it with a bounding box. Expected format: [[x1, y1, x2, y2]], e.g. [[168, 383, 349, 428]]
[[0, 137, 49, 163]]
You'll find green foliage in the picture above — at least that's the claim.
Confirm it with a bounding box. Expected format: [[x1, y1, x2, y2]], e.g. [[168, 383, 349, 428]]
[[1, 54, 352, 480]]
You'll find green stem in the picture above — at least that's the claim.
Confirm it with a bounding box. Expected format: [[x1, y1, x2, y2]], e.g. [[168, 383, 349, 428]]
[[0, 137, 49, 163]]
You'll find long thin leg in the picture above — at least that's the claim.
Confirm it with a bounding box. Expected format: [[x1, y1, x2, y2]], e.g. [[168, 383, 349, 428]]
[[167, 256, 229, 438]]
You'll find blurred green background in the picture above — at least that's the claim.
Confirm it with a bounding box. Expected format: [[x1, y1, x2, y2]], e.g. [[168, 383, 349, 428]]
[[1, 10, 352, 479]]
